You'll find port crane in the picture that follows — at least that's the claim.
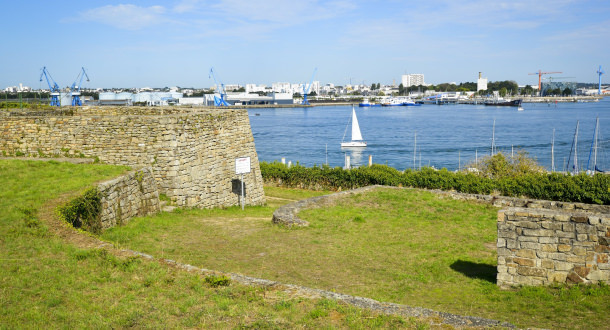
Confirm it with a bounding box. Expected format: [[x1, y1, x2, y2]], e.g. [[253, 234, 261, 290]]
[[70, 67, 90, 106], [208, 67, 229, 106], [597, 65, 605, 95], [39, 66, 61, 107], [528, 70, 562, 95], [301, 68, 317, 105]]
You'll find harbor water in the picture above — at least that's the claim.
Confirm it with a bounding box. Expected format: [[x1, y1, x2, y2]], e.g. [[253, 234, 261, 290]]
[[248, 98, 610, 171]]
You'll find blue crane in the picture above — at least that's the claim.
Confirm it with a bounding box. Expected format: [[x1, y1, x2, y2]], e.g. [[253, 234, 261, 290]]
[[301, 68, 317, 105], [70, 67, 90, 106], [39, 66, 61, 107], [208, 67, 229, 106], [597, 65, 605, 95]]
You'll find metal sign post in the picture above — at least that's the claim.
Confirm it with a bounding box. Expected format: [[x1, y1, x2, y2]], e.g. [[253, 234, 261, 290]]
[[235, 157, 251, 210]]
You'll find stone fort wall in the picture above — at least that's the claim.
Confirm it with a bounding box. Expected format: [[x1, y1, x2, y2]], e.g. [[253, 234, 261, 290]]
[[1, 106, 265, 208]]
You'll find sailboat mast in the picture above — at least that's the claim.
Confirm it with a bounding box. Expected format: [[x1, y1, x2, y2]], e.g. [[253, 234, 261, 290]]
[[551, 128, 555, 172], [575, 121, 579, 174], [594, 117, 599, 170], [414, 131, 417, 169], [491, 119, 496, 155]]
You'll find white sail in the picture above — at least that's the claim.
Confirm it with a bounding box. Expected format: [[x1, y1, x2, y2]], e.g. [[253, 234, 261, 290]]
[[351, 108, 363, 141]]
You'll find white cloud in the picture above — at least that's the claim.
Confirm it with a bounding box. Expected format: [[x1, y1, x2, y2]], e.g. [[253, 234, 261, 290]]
[[212, 0, 355, 25], [78, 4, 167, 30], [173, 0, 202, 14]]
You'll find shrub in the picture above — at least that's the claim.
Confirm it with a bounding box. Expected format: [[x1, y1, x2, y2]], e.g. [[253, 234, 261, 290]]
[[57, 188, 102, 233], [260, 161, 610, 205]]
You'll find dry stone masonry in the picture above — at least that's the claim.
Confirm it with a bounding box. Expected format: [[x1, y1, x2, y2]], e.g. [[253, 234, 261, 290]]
[[97, 167, 160, 229], [1, 106, 265, 210], [497, 207, 610, 288]]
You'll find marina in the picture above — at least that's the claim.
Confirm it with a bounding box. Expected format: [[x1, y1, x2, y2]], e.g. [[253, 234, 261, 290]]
[[248, 98, 609, 171]]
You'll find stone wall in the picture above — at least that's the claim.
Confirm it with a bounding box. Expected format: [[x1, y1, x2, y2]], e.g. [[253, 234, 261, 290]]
[[1, 106, 265, 208], [497, 207, 610, 288], [97, 167, 160, 229]]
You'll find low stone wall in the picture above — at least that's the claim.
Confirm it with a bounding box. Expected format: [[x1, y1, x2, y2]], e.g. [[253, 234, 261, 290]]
[[97, 167, 160, 229], [272, 186, 379, 226], [497, 208, 610, 288], [272, 185, 610, 288]]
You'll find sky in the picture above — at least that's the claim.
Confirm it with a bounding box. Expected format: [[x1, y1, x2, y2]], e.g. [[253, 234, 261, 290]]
[[2, 0, 609, 89]]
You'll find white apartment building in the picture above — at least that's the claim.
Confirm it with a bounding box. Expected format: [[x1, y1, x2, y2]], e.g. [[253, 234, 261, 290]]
[[477, 72, 488, 91], [401, 74, 425, 87]]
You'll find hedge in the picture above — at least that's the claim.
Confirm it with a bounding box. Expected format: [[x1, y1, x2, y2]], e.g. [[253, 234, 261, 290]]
[[260, 162, 610, 205]]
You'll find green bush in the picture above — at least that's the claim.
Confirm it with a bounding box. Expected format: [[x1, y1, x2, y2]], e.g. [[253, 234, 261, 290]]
[[260, 162, 610, 205], [57, 188, 102, 233], [204, 274, 231, 287]]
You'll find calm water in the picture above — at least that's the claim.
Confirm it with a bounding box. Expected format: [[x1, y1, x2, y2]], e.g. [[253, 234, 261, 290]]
[[247, 98, 610, 171]]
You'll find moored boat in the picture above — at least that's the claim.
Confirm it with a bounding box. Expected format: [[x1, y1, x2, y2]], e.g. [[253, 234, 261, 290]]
[[484, 98, 523, 107]]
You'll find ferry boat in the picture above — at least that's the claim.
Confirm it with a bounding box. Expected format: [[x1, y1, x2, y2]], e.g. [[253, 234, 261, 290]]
[[359, 98, 381, 107]]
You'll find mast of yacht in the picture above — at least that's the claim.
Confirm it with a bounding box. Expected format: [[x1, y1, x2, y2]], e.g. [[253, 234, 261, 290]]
[[491, 119, 496, 155], [413, 131, 417, 169], [587, 117, 600, 172], [570, 121, 579, 174], [593, 117, 599, 172], [551, 128, 555, 172]]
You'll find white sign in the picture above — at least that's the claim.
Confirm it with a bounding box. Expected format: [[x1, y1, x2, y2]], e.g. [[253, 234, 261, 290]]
[[235, 157, 251, 174]]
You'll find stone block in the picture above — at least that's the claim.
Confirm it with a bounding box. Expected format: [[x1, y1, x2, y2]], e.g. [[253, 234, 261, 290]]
[[539, 236, 559, 244], [523, 228, 554, 237], [541, 222, 563, 230], [556, 231, 575, 238], [541, 259, 554, 269], [518, 236, 539, 242], [567, 255, 586, 264], [517, 266, 546, 277], [567, 272, 585, 283], [541, 244, 557, 252], [557, 244, 572, 252], [554, 214, 571, 222], [506, 239, 518, 249], [548, 272, 568, 283], [516, 249, 536, 259], [571, 215, 588, 223], [562, 223, 575, 232], [518, 221, 541, 229], [514, 257, 536, 267], [520, 242, 541, 250], [555, 262, 573, 271], [497, 238, 506, 248], [573, 266, 591, 278], [587, 270, 610, 282], [597, 254, 608, 264], [576, 223, 597, 235]]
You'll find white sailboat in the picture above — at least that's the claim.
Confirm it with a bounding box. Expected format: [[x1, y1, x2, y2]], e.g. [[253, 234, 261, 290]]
[[341, 106, 367, 147]]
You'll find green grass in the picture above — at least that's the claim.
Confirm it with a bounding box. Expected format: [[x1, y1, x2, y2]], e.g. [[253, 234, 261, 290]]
[[101, 186, 610, 329], [0, 159, 409, 328]]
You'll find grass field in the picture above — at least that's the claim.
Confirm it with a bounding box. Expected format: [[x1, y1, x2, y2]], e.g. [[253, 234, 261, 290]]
[[0, 159, 410, 328], [101, 186, 610, 329]]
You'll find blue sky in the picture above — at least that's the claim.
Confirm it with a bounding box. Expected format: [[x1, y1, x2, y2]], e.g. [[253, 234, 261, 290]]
[[2, 0, 609, 89]]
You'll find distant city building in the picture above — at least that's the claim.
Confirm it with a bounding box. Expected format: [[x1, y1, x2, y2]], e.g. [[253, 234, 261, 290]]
[[3, 84, 31, 92], [401, 74, 425, 87], [477, 72, 488, 91]]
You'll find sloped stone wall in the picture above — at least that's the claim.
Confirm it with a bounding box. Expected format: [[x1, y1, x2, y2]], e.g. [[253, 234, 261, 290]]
[[0, 106, 265, 208], [97, 167, 160, 229], [497, 207, 610, 288]]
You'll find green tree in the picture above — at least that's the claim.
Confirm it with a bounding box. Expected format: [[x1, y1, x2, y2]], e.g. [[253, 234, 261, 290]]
[[398, 83, 405, 95], [562, 88, 572, 96], [499, 87, 508, 97]]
